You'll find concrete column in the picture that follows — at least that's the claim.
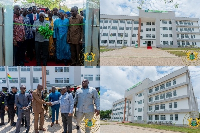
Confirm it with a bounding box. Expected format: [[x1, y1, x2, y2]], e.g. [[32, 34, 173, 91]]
[[138, 18, 141, 47], [123, 98, 127, 121]]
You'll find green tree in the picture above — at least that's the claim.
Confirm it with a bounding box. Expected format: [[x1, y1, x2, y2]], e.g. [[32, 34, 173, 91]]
[[100, 110, 112, 119]]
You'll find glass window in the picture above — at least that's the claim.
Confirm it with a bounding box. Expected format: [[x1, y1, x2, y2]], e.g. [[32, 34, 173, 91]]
[[110, 33, 116, 36], [33, 66, 42, 71], [163, 41, 168, 45], [152, 22, 155, 25], [169, 103, 172, 108], [109, 40, 115, 44], [96, 75, 100, 81], [155, 115, 159, 120], [146, 34, 151, 38], [149, 97, 153, 102], [134, 27, 138, 30], [8, 67, 17, 71], [152, 34, 155, 38], [20, 77, 26, 83], [1, 78, 6, 83], [160, 93, 165, 99], [119, 27, 124, 30], [55, 67, 63, 72], [160, 104, 165, 109], [46, 70, 49, 75], [137, 116, 142, 120], [160, 84, 165, 89], [132, 34, 136, 37], [100, 26, 102, 29], [169, 34, 172, 37], [0, 66, 5, 71], [46, 81, 50, 84], [102, 33, 108, 36], [138, 100, 142, 104], [55, 78, 63, 83], [124, 40, 127, 44], [117, 40, 123, 44], [146, 28, 151, 31], [134, 21, 139, 24], [84, 74, 93, 81], [113, 20, 118, 23], [170, 41, 173, 45], [120, 20, 125, 23], [138, 108, 142, 112], [152, 28, 155, 31], [104, 20, 108, 23], [175, 114, 178, 121], [166, 81, 171, 87], [173, 79, 176, 85], [163, 34, 168, 37], [173, 90, 177, 96], [64, 78, 69, 83], [101, 40, 107, 43], [21, 66, 30, 71], [118, 33, 123, 37], [162, 20, 167, 24], [149, 115, 153, 120], [169, 27, 172, 30], [125, 33, 128, 37], [33, 77, 39, 83], [155, 95, 159, 100], [166, 92, 172, 98], [103, 26, 107, 29], [127, 20, 132, 24], [112, 26, 117, 30], [138, 93, 142, 97], [155, 105, 159, 110], [163, 27, 168, 30], [149, 106, 152, 111], [132, 41, 135, 44], [169, 21, 172, 24], [170, 114, 173, 120], [100, 20, 103, 23], [9, 78, 18, 83], [161, 115, 166, 120], [174, 102, 177, 108], [146, 22, 151, 25]]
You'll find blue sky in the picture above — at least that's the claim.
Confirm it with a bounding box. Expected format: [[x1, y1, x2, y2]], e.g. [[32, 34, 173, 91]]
[[100, 0, 200, 20], [100, 66, 200, 112]]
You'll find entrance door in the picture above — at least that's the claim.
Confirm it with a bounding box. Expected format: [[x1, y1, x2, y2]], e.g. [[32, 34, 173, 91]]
[[147, 41, 151, 47]]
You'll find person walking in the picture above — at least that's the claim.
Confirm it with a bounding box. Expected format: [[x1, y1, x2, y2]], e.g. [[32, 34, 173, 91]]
[[49, 86, 61, 127], [50, 87, 74, 133], [15, 85, 31, 133], [0, 89, 6, 126]]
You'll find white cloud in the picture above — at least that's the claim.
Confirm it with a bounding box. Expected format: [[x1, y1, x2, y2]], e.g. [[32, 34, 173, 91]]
[[101, 66, 200, 112]]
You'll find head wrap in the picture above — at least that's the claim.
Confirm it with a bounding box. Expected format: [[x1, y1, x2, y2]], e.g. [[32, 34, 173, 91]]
[[59, 10, 65, 13], [66, 11, 70, 15]]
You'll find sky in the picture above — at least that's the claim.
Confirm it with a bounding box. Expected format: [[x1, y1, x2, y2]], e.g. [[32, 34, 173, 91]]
[[100, 0, 200, 19], [100, 66, 200, 112]]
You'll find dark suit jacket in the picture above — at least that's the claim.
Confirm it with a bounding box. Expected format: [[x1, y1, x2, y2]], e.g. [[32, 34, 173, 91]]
[[27, 13, 39, 25]]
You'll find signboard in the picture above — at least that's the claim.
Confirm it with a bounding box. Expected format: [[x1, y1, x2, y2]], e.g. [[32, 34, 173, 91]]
[[127, 82, 142, 91], [145, 10, 168, 13]]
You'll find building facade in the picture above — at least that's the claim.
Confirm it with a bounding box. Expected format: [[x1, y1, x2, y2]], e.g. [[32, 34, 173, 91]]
[[0, 66, 100, 91], [111, 67, 199, 126], [100, 10, 200, 47]]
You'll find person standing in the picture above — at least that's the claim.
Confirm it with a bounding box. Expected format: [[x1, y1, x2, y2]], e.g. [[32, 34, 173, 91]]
[[22, 8, 33, 63], [53, 10, 71, 65], [49, 86, 61, 127], [4, 86, 17, 126], [50, 87, 74, 133], [67, 7, 83, 66], [0, 89, 6, 126], [74, 79, 100, 133], [32, 84, 51, 133], [52, 8, 59, 23], [13, 5, 25, 66], [15, 85, 31, 133], [32, 12, 50, 66]]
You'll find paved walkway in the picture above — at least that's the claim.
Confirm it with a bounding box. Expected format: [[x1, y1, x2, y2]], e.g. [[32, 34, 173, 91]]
[[100, 47, 186, 66], [100, 121, 181, 133]]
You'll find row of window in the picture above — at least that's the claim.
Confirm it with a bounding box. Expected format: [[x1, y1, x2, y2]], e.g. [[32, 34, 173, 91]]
[[101, 40, 138, 45], [0, 67, 70, 72], [149, 114, 178, 121], [162, 27, 172, 30], [162, 34, 173, 37], [161, 20, 172, 24], [149, 102, 177, 111], [177, 34, 196, 39], [176, 21, 194, 25], [149, 90, 177, 102], [100, 20, 139, 24], [177, 27, 195, 32], [177, 41, 197, 46]]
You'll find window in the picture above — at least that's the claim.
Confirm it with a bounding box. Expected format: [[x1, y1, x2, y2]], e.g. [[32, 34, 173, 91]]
[[103, 26, 107, 29], [8, 67, 17, 71], [138, 100, 142, 104], [166, 92, 172, 98], [33, 77, 39, 83], [163, 34, 168, 37], [149, 89, 153, 93], [134, 21, 139, 24], [149, 115, 153, 120], [118, 33, 122, 37], [127, 20, 132, 24], [112, 26, 117, 30], [146, 22, 151, 25], [155, 115, 159, 120], [170, 41, 173, 45], [84, 74, 93, 81], [149, 106, 152, 111], [104, 20, 108, 23], [21, 66, 30, 71], [100, 26, 102, 29], [113, 20, 118, 23], [102, 33, 108, 36], [161, 115, 166, 120], [169, 27, 172, 30], [119, 27, 124, 30], [169, 34, 172, 37], [166, 81, 171, 87], [137, 116, 142, 120], [146, 34, 151, 38], [152, 22, 155, 25], [163, 27, 168, 30], [110, 33, 116, 36], [55, 78, 63, 83], [146, 28, 151, 31], [155, 105, 159, 110], [160, 84, 165, 89], [1, 78, 6, 83], [132, 34, 136, 37], [101, 40, 107, 43], [152, 34, 155, 38], [173, 90, 177, 96], [149, 97, 153, 102], [162, 20, 167, 24], [174, 102, 177, 108], [132, 41, 135, 44], [140, 29, 143, 32], [138, 108, 142, 112], [160, 104, 165, 109], [169, 103, 172, 108], [33, 66, 42, 71], [20, 77, 26, 83], [120, 20, 125, 23], [64, 78, 69, 83], [169, 21, 172, 24], [109, 40, 115, 44], [152, 28, 155, 31], [155, 95, 159, 100], [160, 93, 165, 99], [155, 86, 159, 91], [175, 114, 178, 121], [96, 75, 100, 81], [0, 66, 5, 71], [46, 70, 49, 75], [100, 20, 103, 23], [46, 81, 50, 84], [125, 33, 128, 37], [170, 114, 173, 120], [124, 40, 127, 44], [163, 41, 168, 45], [138, 93, 142, 97], [55, 67, 63, 72], [117, 40, 122, 44], [126, 27, 130, 30], [173, 79, 176, 85], [134, 27, 138, 30], [9, 78, 18, 83], [181, 34, 184, 39]]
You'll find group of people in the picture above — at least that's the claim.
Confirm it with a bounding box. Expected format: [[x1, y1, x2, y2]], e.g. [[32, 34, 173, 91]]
[[13, 5, 85, 66], [0, 79, 100, 133]]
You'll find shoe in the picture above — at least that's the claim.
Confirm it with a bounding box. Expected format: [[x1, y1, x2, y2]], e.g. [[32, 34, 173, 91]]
[[8, 119, 10, 123], [77, 126, 80, 130], [39, 128, 46, 131], [11, 122, 16, 126], [0, 123, 5, 126], [21, 124, 24, 127], [56, 120, 59, 124], [51, 123, 54, 127], [25, 125, 27, 128]]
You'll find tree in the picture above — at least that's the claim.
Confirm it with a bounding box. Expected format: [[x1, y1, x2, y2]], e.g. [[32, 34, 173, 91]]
[[100, 110, 112, 119]]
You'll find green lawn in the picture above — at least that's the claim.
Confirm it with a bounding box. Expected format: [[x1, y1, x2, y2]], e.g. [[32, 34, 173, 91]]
[[167, 51, 187, 57], [122, 123, 200, 133], [160, 48, 200, 50]]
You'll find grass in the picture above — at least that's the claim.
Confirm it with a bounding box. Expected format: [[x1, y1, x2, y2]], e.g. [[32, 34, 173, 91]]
[[100, 46, 127, 53], [160, 48, 200, 50], [167, 51, 187, 57], [122, 123, 200, 133]]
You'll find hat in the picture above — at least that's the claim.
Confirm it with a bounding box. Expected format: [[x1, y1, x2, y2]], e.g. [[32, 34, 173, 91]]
[[11, 86, 17, 89], [59, 10, 65, 13], [66, 11, 70, 15]]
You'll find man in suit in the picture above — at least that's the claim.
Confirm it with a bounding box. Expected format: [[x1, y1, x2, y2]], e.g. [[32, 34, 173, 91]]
[[32, 84, 51, 133], [15, 85, 31, 133]]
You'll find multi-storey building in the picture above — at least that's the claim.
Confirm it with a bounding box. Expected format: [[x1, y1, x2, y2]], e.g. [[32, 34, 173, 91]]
[[111, 67, 199, 126], [100, 10, 200, 47], [0, 66, 100, 91]]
